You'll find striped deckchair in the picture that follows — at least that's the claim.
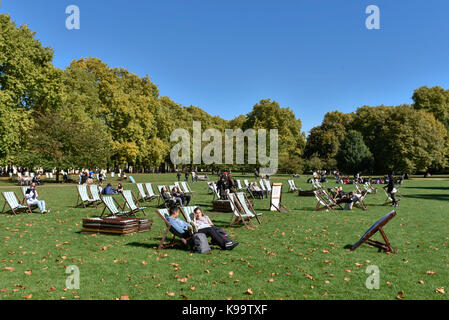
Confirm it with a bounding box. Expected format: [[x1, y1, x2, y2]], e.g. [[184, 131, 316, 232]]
[[227, 192, 261, 228], [122, 190, 147, 216], [75, 185, 97, 208], [144, 183, 160, 203], [181, 181, 194, 195], [89, 185, 102, 206], [2, 191, 32, 215], [180, 206, 196, 223], [100, 196, 131, 217], [136, 183, 151, 202], [156, 208, 192, 250]]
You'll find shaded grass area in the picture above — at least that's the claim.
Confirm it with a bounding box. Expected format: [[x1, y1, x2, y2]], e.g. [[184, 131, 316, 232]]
[[0, 174, 448, 300]]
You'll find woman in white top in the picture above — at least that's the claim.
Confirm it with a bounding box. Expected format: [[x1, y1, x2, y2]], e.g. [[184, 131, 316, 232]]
[[25, 184, 49, 214]]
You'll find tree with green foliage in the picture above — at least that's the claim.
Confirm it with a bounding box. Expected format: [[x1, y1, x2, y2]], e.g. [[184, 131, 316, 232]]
[[304, 111, 353, 160], [21, 112, 112, 181], [413, 86, 449, 130], [0, 14, 62, 166], [336, 130, 374, 174]]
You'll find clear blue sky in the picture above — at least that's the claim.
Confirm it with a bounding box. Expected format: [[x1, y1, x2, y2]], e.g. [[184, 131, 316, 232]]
[[2, 0, 449, 134]]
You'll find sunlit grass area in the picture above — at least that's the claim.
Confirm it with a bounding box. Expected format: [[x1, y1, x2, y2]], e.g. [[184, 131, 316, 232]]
[[0, 174, 448, 300]]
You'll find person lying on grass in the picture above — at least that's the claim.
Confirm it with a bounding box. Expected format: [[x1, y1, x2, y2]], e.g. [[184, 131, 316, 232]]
[[25, 183, 50, 214], [167, 207, 238, 251]]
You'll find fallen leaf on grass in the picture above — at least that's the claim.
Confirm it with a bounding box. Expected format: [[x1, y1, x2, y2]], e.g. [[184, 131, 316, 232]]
[[120, 296, 129, 300], [246, 289, 253, 295], [24, 270, 32, 275], [24, 294, 32, 299], [435, 288, 445, 294], [167, 292, 175, 297]]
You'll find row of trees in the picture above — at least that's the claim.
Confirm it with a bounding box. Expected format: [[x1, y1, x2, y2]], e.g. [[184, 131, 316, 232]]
[[303, 96, 449, 174], [0, 14, 305, 174], [2, 14, 449, 175]]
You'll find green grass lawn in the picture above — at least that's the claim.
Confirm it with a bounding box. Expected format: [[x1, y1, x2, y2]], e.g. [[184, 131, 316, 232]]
[[0, 173, 448, 300]]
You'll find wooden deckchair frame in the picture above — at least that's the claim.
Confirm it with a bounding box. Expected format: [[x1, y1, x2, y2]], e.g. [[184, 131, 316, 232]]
[[270, 183, 288, 212], [121, 190, 147, 217], [234, 192, 262, 225], [314, 191, 334, 211], [100, 196, 131, 217], [2, 191, 33, 215], [351, 210, 397, 253], [89, 185, 103, 206], [144, 183, 160, 204], [136, 183, 151, 202], [75, 185, 97, 208], [226, 193, 253, 228], [156, 208, 192, 250]]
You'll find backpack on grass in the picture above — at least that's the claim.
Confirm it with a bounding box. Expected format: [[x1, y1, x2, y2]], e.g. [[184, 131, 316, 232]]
[[192, 233, 211, 254]]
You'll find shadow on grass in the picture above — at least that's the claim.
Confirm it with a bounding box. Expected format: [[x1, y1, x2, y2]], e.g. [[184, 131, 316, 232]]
[[126, 241, 189, 251], [403, 194, 449, 201], [404, 186, 449, 190]]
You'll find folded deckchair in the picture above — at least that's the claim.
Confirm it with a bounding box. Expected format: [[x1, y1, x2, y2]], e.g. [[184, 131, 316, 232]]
[[75, 185, 97, 208], [122, 190, 147, 216], [2, 191, 33, 215], [156, 208, 192, 250], [100, 196, 132, 217]]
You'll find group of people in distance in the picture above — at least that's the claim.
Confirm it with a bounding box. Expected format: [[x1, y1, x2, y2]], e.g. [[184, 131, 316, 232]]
[[167, 206, 239, 251]]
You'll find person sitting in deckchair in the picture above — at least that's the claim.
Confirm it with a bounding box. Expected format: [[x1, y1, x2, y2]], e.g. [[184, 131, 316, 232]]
[[162, 186, 182, 207], [168, 207, 238, 251], [249, 182, 265, 199], [334, 187, 367, 209], [172, 186, 190, 206], [192, 207, 229, 244], [25, 184, 49, 214], [116, 183, 123, 194]]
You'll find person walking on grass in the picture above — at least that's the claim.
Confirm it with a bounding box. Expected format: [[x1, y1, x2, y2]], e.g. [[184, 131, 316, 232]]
[[384, 173, 399, 207]]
